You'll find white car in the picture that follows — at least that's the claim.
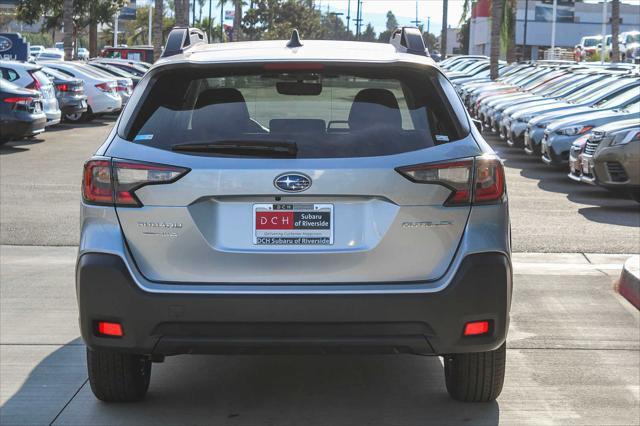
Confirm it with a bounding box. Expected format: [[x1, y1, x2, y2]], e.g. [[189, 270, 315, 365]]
[[37, 49, 65, 61], [0, 60, 61, 126], [77, 48, 90, 60], [29, 45, 45, 58], [39, 61, 121, 122]]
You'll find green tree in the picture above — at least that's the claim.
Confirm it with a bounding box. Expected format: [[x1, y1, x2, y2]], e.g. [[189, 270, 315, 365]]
[[243, 0, 322, 40], [377, 10, 397, 43], [360, 22, 376, 42], [611, 0, 620, 62], [422, 31, 437, 52], [501, 0, 516, 63], [441, 0, 448, 55], [153, 0, 164, 60], [490, 0, 502, 79]]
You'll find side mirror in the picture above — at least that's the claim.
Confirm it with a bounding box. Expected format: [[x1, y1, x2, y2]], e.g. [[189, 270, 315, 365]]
[[472, 119, 483, 132]]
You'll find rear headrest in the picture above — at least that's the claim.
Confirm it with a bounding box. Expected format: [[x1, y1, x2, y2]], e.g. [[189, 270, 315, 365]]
[[195, 88, 249, 117], [348, 88, 402, 131]]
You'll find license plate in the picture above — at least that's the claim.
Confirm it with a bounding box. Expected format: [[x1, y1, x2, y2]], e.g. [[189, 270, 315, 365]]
[[80, 100, 87, 108], [253, 203, 333, 245], [582, 158, 590, 174], [34, 103, 41, 112]]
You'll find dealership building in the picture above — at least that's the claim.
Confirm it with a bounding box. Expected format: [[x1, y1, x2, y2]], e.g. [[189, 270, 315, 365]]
[[469, 0, 640, 59]]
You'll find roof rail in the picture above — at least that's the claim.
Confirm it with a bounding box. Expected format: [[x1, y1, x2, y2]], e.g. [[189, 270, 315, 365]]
[[389, 27, 427, 56], [162, 27, 208, 58]]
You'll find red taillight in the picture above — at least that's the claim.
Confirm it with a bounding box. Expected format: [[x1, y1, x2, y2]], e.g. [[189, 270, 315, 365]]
[[396, 156, 505, 206], [3, 97, 31, 104], [95, 82, 113, 93], [56, 83, 69, 92], [464, 321, 490, 336], [26, 72, 41, 90], [97, 321, 123, 337], [82, 158, 189, 207], [473, 157, 505, 204]]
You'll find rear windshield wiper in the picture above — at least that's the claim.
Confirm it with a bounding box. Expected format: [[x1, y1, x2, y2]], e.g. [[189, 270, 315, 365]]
[[171, 140, 297, 158]]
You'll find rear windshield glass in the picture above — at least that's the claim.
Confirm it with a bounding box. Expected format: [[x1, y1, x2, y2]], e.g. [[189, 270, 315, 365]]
[[121, 65, 469, 159]]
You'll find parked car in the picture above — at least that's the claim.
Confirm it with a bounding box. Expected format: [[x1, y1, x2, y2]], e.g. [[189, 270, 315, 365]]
[[523, 78, 640, 155], [0, 60, 61, 126], [40, 61, 121, 122], [90, 58, 149, 77], [77, 27, 511, 403], [580, 118, 640, 202], [100, 45, 154, 63], [72, 62, 133, 106], [54, 42, 64, 50], [40, 66, 88, 119], [568, 133, 593, 182], [620, 31, 640, 63], [37, 49, 65, 61], [87, 61, 140, 88], [77, 48, 90, 60], [541, 101, 639, 165], [0, 79, 46, 144], [574, 35, 601, 62], [29, 45, 45, 58]]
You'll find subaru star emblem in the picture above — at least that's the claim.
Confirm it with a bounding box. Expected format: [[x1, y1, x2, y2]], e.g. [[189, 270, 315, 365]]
[[0, 36, 12, 52], [274, 173, 311, 193]]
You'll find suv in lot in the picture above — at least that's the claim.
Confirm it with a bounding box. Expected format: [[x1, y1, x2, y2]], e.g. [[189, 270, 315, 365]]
[[77, 27, 512, 403]]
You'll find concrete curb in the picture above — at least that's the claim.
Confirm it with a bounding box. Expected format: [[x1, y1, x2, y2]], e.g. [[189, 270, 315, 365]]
[[616, 255, 640, 310]]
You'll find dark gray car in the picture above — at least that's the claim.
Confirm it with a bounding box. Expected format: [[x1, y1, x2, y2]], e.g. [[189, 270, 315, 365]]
[[41, 66, 88, 117]]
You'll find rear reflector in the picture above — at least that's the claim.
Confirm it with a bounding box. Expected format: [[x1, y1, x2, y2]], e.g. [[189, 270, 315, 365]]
[[464, 321, 490, 336], [82, 158, 189, 207], [97, 321, 123, 337], [396, 155, 505, 206]]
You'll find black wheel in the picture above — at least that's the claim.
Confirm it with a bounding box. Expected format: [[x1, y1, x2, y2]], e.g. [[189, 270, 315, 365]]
[[87, 348, 151, 402], [444, 343, 506, 402], [65, 106, 94, 123]]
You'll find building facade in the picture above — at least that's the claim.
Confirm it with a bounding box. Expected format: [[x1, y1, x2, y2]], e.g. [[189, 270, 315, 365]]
[[469, 0, 640, 59]]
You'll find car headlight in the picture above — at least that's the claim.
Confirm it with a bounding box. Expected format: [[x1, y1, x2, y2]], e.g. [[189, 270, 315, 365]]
[[611, 129, 640, 146], [557, 125, 593, 136]]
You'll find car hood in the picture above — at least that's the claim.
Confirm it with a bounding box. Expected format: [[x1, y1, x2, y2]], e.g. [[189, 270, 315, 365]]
[[547, 110, 637, 132]]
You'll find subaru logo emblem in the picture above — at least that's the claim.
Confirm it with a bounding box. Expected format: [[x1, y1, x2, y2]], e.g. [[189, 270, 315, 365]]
[[274, 173, 311, 193], [0, 36, 12, 53]]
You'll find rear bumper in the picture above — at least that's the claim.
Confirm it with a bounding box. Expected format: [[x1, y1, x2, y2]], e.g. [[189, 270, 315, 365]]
[[0, 115, 46, 138], [77, 252, 512, 357]]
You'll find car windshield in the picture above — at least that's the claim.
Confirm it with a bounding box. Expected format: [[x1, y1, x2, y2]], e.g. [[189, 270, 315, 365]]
[[121, 66, 469, 159], [583, 38, 599, 47], [563, 77, 621, 102], [42, 66, 72, 80], [628, 34, 640, 43], [32, 70, 52, 87], [552, 74, 601, 97], [39, 53, 62, 59], [595, 86, 640, 109]]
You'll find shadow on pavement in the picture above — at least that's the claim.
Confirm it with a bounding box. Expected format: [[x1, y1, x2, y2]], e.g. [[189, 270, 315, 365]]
[[2, 344, 500, 426], [0, 137, 45, 155]]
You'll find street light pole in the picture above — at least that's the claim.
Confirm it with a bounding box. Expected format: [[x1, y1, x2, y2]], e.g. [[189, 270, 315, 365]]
[[208, 0, 213, 41], [346, 0, 351, 33], [601, 0, 607, 64], [523, 0, 529, 60], [550, 0, 557, 51], [148, 3, 152, 45], [114, 10, 118, 47]]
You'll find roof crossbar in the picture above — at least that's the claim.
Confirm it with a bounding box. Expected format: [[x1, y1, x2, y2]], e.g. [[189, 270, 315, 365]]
[[162, 27, 208, 58]]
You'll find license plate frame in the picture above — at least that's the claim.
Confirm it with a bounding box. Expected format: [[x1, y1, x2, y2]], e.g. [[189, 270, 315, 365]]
[[253, 203, 334, 246]]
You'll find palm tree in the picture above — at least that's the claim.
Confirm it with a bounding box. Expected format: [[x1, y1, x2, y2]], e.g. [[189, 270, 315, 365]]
[[153, 0, 164, 60], [217, 0, 227, 41], [232, 0, 245, 41], [440, 0, 448, 56], [611, 0, 620, 62], [175, 0, 189, 27], [63, 0, 73, 60], [490, 0, 502, 80], [503, 0, 516, 63]]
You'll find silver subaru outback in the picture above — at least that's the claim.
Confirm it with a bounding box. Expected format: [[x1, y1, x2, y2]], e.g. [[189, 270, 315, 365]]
[[77, 27, 511, 403]]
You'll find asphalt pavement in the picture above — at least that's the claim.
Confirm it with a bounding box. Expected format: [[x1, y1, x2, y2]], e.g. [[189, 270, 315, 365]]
[[1, 119, 639, 425]]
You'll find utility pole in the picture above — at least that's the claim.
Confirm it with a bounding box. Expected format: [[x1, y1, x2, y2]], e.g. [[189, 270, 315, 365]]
[[550, 0, 557, 51], [208, 0, 212, 41], [523, 0, 529, 60], [220, 3, 224, 41], [427, 16, 430, 33], [411, 1, 421, 27], [601, 0, 607, 64], [114, 10, 119, 47], [148, 3, 152, 45], [347, 0, 351, 33], [192, 0, 196, 25], [355, 0, 360, 39]]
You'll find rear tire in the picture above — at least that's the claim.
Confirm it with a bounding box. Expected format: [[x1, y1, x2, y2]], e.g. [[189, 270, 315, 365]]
[[444, 343, 506, 402], [87, 348, 151, 402]]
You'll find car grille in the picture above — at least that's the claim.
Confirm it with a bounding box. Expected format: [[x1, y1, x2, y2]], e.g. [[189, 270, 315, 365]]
[[584, 140, 601, 155], [606, 162, 628, 182]]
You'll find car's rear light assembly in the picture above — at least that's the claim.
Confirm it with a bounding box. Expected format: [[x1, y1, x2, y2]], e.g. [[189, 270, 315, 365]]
[[3, 96, 34, 111], [463, 320, 490, 336], [95, 82, 115, 93], [96, 321, 124, 337], [82, 158, 189, 207], [396, 156, 505, 206], [26, 72, 41, 90]]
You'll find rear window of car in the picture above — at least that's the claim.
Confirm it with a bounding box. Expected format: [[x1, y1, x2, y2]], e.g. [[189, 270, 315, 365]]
[[120, 64, 470, 159]]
